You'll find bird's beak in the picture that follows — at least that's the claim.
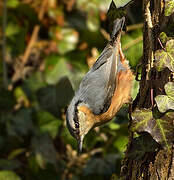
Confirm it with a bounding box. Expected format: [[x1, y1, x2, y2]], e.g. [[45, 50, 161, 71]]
[[77, 135, 84, 155]]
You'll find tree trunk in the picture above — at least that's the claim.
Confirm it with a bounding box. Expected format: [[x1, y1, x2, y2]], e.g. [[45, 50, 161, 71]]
[[121, 0, 174, 179]]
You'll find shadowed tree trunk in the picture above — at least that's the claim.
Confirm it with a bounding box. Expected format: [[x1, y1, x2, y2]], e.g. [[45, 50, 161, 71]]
[[121, 0, 174, 179]]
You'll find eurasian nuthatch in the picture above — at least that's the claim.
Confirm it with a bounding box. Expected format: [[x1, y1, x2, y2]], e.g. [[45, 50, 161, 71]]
[[66, 17, 134, 154]]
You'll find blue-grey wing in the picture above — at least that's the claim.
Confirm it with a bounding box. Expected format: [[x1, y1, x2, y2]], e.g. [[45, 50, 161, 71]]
[[76, 43, 125, 115]]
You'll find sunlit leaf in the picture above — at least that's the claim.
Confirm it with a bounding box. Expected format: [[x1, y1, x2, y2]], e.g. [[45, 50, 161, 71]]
[[0, 171, 21, 180], [50, 28, 79, 54], [44, 55, 71, 85], [165, 82, 174, 98], [131, 109, 174, 148], [87, 11, 100, 32], [114, 136, 128, 152], [155, 40, 174, 72], [155, 82, 174, 113], [109, 123, 120, 130], [14, 87, 30, 107], [7, 0, 19, 8], [165, 0, 174, 16], [159, 32, 169, 44], [8, 148, 25, 160], [155, 95, 174, 113], [6, 22, 20, 37]]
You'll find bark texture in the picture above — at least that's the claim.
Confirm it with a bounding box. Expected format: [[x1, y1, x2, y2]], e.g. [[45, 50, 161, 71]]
[[121, 0, 174, 179]]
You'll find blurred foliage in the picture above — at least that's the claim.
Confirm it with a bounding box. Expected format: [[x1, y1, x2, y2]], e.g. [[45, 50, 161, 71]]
[[0, 0, 146, 179]]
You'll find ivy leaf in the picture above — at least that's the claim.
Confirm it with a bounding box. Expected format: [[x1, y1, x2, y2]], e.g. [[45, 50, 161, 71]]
[[37, 76, 74, 117], [155, 40, 174, 72], [127, 134, 159, 160], [84, 154, 119, 175], [155, 82, 174, 113], [31, 133, 57, 169], [165, 0, 174, 16], [131, 109, 174, 148], [44, 55, 70, 85], [36, 111, 62, 138], [159, 32, 169, 44]]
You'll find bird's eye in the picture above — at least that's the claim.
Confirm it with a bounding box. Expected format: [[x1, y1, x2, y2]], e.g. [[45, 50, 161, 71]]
[[75, 122, 79, 128]]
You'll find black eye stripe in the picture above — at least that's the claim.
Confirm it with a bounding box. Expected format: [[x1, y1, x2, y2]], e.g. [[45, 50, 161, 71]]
[[73, 100, 83, 135]]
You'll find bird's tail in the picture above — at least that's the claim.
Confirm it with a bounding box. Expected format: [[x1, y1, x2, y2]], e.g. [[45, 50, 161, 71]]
[[111, 17, 125, 41]]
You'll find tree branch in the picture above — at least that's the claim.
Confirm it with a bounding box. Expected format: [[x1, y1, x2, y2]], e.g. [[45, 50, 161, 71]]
[[22, 0, 47, 64]]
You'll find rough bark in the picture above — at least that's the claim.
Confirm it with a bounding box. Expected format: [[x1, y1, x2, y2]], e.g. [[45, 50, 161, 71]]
[[121, 0, 174, 179]]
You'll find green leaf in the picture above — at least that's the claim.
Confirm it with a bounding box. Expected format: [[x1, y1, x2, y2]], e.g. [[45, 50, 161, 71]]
[[127, 134, 159, 160], [6, 22, 20, 37], [87, 11, 99, 32], [0, 159, 21, 170], [44, 55, 71, 85], [14, 87, 29, 107], [8, 148, 26, 160], [32, 133, 57, 169], [0, 171, 21, 180], [155, 40, 174, 72], [6, 108, 33, 137], [155, 82, 174, 113], [121, 29, 143, 67], [37, 77, 74, 117], [131, 109, 174, 148], [84, 154, 119, 175], [131, 79, 139, 100], [165, 0, 174, 16], [114, 136, 128, 152], [155, 95, 174, 113], [165, 82, 174, 98], [7, 0, 19, 8], [36, 111, 62, 138], [159, 32, 169, 44], [50, 28, 79, 54]]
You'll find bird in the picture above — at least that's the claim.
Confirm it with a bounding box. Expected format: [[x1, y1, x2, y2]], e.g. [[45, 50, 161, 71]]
[[66, 17, 134, 154]]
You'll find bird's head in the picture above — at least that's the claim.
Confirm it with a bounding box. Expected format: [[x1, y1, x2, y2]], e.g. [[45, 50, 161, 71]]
[[66, 100, 94, 154]]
